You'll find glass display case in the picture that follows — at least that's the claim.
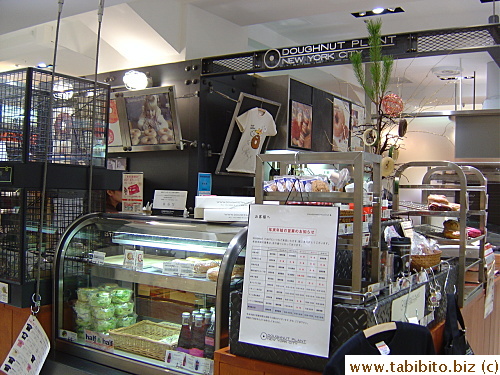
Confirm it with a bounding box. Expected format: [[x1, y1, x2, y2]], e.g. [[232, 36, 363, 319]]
[[54, 213, 247, 375]]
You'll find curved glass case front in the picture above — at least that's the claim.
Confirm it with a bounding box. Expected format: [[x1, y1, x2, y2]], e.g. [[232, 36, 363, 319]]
[[54, 213, 246, 375]]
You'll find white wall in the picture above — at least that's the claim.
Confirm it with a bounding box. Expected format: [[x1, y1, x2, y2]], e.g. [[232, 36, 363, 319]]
[[391, 115, 456, 204], [184, 5, 249, 60]]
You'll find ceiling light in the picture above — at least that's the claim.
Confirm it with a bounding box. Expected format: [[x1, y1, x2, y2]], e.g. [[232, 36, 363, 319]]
[[123, 70, 150, 90], [352, 6, 404, 17], [36, 62, 53, 69]]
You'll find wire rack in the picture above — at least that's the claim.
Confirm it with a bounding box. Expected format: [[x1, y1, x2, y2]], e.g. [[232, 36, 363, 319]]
[[0, 67, 108, 166], [0, 188, 105, 284]]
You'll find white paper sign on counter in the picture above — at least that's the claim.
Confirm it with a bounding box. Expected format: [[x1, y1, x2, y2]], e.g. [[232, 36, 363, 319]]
[[1, 315, 50, 375], [153, 190, 188, 210], [239, 204, 339, 358]]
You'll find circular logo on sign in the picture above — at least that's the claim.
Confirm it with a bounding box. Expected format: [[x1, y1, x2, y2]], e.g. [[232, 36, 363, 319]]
[[263, 49, 281, 69]]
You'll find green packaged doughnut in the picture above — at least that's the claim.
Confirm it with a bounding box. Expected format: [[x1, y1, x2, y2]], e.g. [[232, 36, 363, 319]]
[[75, 315, 92, 327], [116, 314, 137, 328], [113, 301, 134, 316], [77, 287, 98, 302], [99, 283, 119, 291], [73, 300, 91, 319], [91, 305, 116, 320], [88, 290, 112, 307], [93, 317, 117, 333], [111, 287, 133, 303]]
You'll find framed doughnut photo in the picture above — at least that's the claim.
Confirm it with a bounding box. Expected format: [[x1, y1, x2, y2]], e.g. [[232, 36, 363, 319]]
[[332, 97, 350, 152], [289, 100, 312, 150], [114, 86, 183, 152]]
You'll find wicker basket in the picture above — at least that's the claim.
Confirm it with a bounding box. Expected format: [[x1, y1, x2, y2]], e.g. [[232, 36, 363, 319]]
[[410, 250, 442, 271], [109, 320, 180, 361]]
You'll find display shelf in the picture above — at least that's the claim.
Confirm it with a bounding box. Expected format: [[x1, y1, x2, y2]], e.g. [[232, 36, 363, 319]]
[[262, 191, 355, 204], [255, 151, 382, 299], [112, 232, 228, 255], [463, 284, 484, 303], [397, 184, 487, 191], [54, 213, 247, 375], [91, 264, 217, 295], [392, 161, 488, 307], [394, 201, 486, 217], [413, 224, 486, 245]]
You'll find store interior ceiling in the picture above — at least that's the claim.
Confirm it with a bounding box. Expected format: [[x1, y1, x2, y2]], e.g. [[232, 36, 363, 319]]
[[0, 0, 498, 112]]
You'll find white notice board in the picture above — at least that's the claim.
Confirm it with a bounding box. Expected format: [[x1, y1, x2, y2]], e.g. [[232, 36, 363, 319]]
[[239, 204, 339, 358]]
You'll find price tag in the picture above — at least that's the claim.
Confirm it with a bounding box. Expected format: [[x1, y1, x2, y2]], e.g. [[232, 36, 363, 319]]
[[400, 220, 414, 239], [59, 329, 77, 342], [165, 351, 213, 374], [91, 251, 106, 265], [84, 330, 114, 353], [163, 261, 180, 276], [1, 315, 50, 374], [0, 282, 8, 303], [197, 173, 212, 196], [153, 190, 188, 210], [123, 249, 143, 270], [375, 341, 391, 355]]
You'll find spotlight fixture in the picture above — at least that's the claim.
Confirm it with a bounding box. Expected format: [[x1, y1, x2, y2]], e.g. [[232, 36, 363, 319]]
[[36, 62, 53, 69], [352, 6, 405, 18], [123, 70, 150, 90]]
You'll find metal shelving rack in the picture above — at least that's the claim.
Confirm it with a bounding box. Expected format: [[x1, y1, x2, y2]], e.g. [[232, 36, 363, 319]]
[[0, 68, 111, 306], [392, 161, 488, 307], [255, 151, 382, 301]]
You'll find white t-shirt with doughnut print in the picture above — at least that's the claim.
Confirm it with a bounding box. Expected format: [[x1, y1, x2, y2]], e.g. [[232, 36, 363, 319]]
[[226, 108, 277, 174]]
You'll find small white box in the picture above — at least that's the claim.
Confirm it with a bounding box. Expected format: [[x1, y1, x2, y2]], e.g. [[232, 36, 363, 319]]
[[195, 195, 254, 209], [203, 207, 249, 222]]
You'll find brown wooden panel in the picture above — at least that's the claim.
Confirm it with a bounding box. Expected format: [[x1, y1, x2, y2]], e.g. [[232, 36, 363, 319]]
[[215, 347, 322, 375], [0, 304, 13, 363], [219, 363, 263, 375]]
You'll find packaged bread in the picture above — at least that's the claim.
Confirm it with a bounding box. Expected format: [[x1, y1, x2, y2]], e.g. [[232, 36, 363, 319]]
[[206, 265, 244, 281], [207, 266, 219, 281], [443, 230, 460, 239], [193, 260, 219, 276], [443, 219, 460, 231], [427, 194, 449, 205], [232, 264, 245, 278], [428, 202, 452, 211]]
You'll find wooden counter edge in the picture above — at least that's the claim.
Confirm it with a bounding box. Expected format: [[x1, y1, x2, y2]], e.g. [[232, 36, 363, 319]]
[[214, 347, 322, 375]]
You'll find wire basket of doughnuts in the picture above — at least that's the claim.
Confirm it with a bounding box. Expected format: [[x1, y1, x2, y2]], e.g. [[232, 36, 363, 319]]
[[410, 250, 442, 271]]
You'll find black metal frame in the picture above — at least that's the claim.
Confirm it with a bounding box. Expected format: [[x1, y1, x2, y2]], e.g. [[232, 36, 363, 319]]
[[201, 24, 499, 77]]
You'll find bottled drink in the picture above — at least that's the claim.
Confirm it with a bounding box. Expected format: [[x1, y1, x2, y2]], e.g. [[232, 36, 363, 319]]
[[203, 312, 212, 333], [176, 312, 192, 353], [189, 314, 205, 357], [204, 313, 215, 359]]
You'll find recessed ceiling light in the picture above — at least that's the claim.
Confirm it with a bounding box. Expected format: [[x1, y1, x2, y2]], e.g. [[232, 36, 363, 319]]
[[352, 6, 405, 18]]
